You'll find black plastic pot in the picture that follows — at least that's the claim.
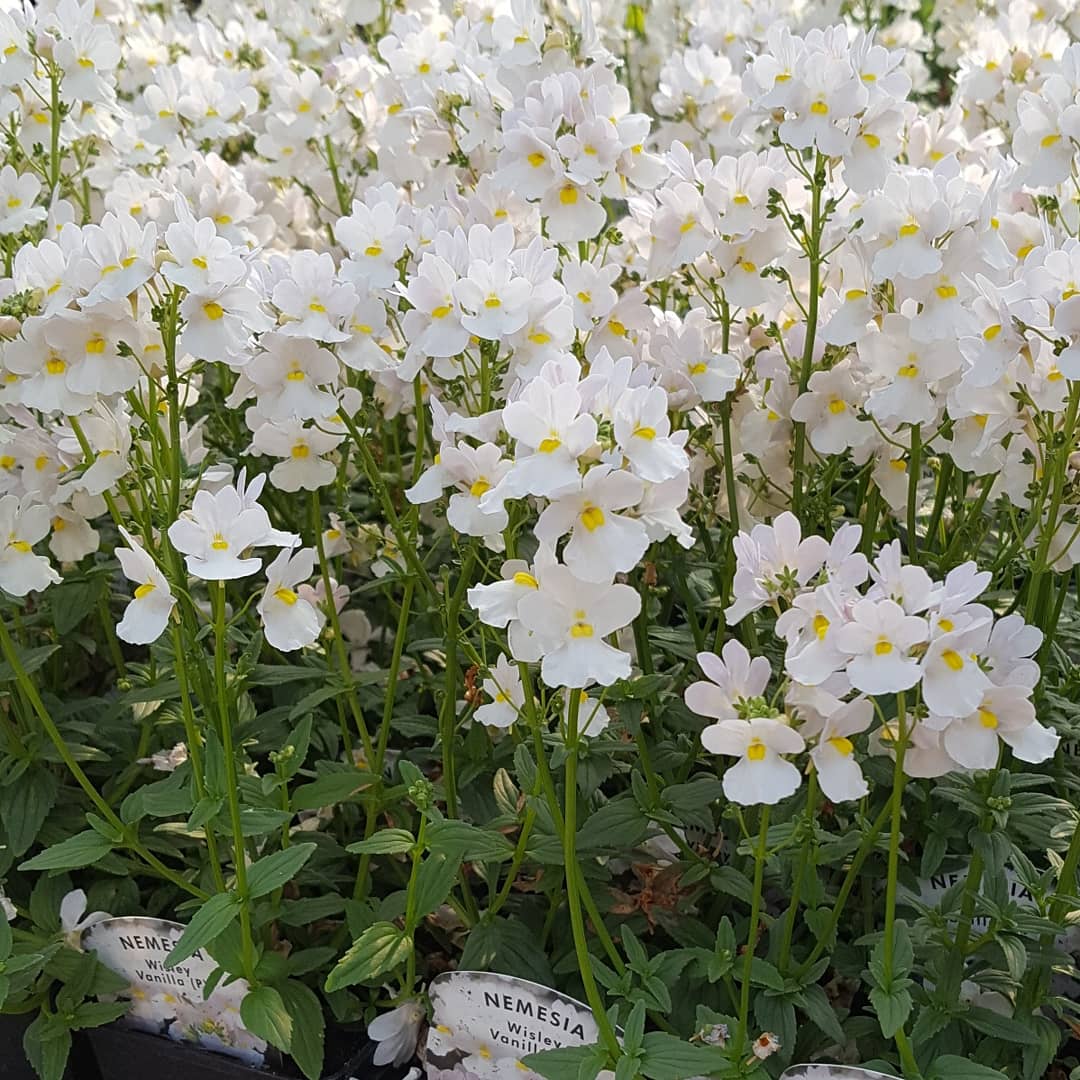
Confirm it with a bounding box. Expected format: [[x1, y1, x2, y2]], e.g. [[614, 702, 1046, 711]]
[[86, 1022, 395, 1080], [0, 1012, 95, 1080]]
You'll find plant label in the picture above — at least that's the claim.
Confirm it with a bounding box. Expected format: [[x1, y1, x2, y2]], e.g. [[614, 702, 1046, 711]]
[[425, 971, 600, 1079], [81, 916, 267, 1067]]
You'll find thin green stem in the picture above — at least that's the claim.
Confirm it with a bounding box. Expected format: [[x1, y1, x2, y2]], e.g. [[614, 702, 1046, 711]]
[[212, 582, 255, 979], [563, 691, 621, 1060], [737, 805, 770, 1053]]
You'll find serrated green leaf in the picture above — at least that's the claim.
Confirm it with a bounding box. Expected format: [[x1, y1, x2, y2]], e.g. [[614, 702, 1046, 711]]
[[346, 828, 416, 855], [20, 830, 112, 871], [278, 979, 325, 1080], [165, 892, 240, 970], [247, 844, 316, 899], [241, 985, 293, 1052], [869, 986, 912, 1039], [324, 922, 411, 991]]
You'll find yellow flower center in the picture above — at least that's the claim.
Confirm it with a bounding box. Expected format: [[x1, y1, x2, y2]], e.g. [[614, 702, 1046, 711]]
[[978, 707, 998, 729], [513, 571, 539, 588], [559, 186, 578, 205], [538, 436, 561, 453], [938, 617, 954, 632], [469, 478, 491, 498], [941, 649, 964, 671], [579, 504, 606, 532], [45, 357, 66, 375], [85, 335, 106, 354], [292, 443, 310, 458], [431, 304, 451, 319], [211, 534, 229, 551], [810, 100, 829, 115], [134, 582, 156, 599], [828, 398, 846, 414], [484, 295, 502, 309], [746, 739, 767, 761], [828, 736, 854, 756], [633, 425, 656, 440], [813, 613, 829, 640], [874, 638, 893, 655], [274, 587, 298, 605], [203, 302, 224, 320], [364, 243, 382, 257]]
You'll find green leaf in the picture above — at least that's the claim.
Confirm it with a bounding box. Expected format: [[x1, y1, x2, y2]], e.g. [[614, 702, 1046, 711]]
[[0, 908, 10, 959], [0, 644, 59, 682], [292, 771, 376, 810], [638, 1033, 729, 1080], [412, 851, 465, 922], [278, 979, 326, 1080], [24, 1015, 71, 1080], [0, 767, 58, 856], [277, 717, 313, 780], [963, 1006, 1039, 1045], [346, 829, 416, 855], [869, 987, 912, 1039], [165, 893, 240, 969], [425, 818, 514, 862], [798, 983, 845, 1044], [51, 581, 100, 635], [523, 1043, 608, 1080], [20, 829, 112, 871], [241, 985, 293, 1053], [926, 1056, 1008, 1080], [324, 922, 412, 991], [70, 1001, 131, 1030], [247, 844, 316, 899]]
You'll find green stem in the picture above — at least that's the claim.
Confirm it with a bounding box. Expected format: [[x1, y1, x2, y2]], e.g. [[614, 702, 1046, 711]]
[[170, 624, 226, 892], [737, 805, 770, 1053], [355, 580, 415, 901], [563, 692, 621, 1060], [884, 695, 921, 1079], [403, 813, 429, 992], [311, 491, 373, 762], [778, 771, 819, 971], [796, 795, 893, 980], [212, 582, 255, 979], [906, 424, 921, 564], [0, 615, 205, 899], [791, 152, 826, 516]]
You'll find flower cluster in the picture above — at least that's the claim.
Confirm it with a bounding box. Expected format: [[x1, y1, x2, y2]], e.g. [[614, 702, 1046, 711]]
[[687, 514, 1056, 806]]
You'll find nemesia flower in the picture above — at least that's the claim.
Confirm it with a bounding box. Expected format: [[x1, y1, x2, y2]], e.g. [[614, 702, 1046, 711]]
[[702, 715, 805, 806], [258, 547, 325, 651], [116, 527, 176, 645], [368, 1001, 425, 1067]]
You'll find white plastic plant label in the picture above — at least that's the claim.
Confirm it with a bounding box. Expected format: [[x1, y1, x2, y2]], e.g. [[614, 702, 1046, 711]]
[[425, 971, 601, 1079], [81, 916, 267, 1066]]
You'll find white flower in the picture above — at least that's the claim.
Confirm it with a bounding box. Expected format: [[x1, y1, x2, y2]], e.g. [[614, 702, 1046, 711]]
[[0, 166, 46, 235], [534, 465, 648, 582], [835, 598, 928, 695], [258, 548, 325, 652], [935, 686, 1058, 770], [139, 743, 189, 772], [116, 527, 176, 645], [809, 698, 873, 803], [612, 385, 690, 483], [0, 495, 60, 597], [516, 564, 641, 688], [920, 627, 992, 720], [369, 1001, 425, 1067], [167, 482, 297, 581], [60, 889, 110, 951], [564, 689, 612, 738], [684, 640, 771, 722], [475, 655, 524, 729], [726, 513, 830, 625], [701, 716, 805, 806]]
